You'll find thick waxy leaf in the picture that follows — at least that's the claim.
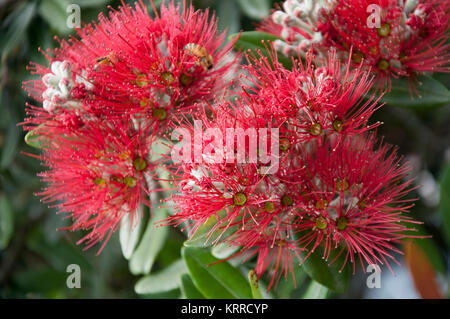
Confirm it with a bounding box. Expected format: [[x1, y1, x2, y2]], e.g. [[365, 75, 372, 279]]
[[382, 75, 450, 109], [230, 31, 293, 69], [297, 248, 350, 293], [182, 247, 252, 299], [303, 280, 329, 299], [129, 207, 169, 275], [235, 0, 270, 20], [119, 211, 145, 260], [183, 210, 239, 247], [180, 274, 205, 299], [39, 0, 73, 34], [0, 195, 14, 249], [248, 269, 263, 299], [135, 259, 187, 294], [440, 164, 450, 246]]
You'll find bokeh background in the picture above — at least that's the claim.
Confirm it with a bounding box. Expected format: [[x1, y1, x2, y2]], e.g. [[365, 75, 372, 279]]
[[0, 0, 449, 299]]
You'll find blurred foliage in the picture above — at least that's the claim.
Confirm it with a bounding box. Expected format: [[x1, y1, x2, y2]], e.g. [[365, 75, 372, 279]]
[[0, 0, 449, 299]]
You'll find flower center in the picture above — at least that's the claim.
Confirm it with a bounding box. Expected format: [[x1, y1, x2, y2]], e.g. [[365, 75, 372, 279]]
[[309, 123, 322, 136], [377, 59, 390, 71], [315, 217, 327, 230], [124, 176, 137, 187], [264, 201, 275, 212], [281, 194, 293, 207], [377, 23, 391, 37], [337, 217, 348, 230], [233, 192, 247, 206], [133, 156, 147, 171], [152, 108, 167, 120], [332, 119, 344, 132]]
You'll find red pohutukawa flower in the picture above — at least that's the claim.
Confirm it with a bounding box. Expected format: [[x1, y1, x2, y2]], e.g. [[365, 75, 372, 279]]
[[261, 0, 450, 89], [37, 120, 159, 251], [21, 0, 239, 250], [166, 49, 420, 289]]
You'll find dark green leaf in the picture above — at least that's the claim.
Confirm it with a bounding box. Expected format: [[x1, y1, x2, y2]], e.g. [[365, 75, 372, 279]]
[[297, 247, 350, 293], [0, 2, 36, 59], [381, 75, 450, 109], [0, 195, 14, 249], [182, 247, 252, 299], [180, 274, 205, 299], [440, 164, 450, 247], [230, 31, 293, 69], [1, 124, 20, 169]]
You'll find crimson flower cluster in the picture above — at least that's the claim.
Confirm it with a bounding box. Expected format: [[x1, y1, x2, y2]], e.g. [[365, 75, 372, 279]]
[[261, 0, 449, 89], [167, 50, 419, 289], [22, 1, 238, 250]]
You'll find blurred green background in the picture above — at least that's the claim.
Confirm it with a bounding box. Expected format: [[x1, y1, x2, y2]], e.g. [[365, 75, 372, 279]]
[[0, 0, 449, 299]]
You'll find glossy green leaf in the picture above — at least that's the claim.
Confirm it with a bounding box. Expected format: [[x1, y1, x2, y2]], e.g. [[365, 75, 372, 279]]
[[0, 195, 14, 249], [303, 280, 329, 299], [135, 259, 187, 294], [180, 274, 205, 299], [235, 0, 270, 20], [183, 210, 239, 248], [297, 247, 350, 293], [129, 207, 169, 275], [230, 31, 293, 69], [381, 75, 450, 109], [119, 211, 145, 260], [248, 269, 263, 299], [440, 164, 450, 247], [39, 0, 72, 35], [182, 247, 252, 299]]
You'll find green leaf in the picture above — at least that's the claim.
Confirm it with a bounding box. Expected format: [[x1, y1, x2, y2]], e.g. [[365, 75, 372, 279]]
[[440, 164, 450, 247], [248, 269, 263, 299], [217, 0, 241, 37], [129, 207, 169, 275], [119, 211, 145, 260], [297, 247, 350, 293], [14, 268, 67, 294], [381, 75, 450, 109], [235, 0, 270, 20], [180, 274, 205, 299], [0, 2, 36, 59], [38, 0, 72, 35], [183, 210, 239, 248], [303, 280, 330, 299], [72, 0, 111, 8], [135, 259, 187, 294], [0, 195, 14, 249], [230, 31, 293, 69], [1, 124, 20, 169], [24, 128, 46, 149], [182, 247, 252, 299]]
